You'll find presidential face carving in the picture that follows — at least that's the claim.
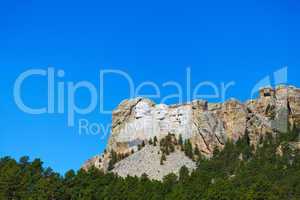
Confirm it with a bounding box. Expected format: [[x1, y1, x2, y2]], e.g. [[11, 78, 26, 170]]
[[155, 104, 168, 120], [134, 101, 151, 119]]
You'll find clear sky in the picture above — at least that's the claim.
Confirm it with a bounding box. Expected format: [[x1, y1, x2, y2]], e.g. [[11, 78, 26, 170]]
[[0, 0, 299, 174]]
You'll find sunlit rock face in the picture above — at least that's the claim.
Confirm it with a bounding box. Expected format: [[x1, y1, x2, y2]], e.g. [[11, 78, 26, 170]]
[[245, 86, 300, 147], [83, 85, 300, 177], [109, 97, 251, 157], [109, 98, 195, 154]]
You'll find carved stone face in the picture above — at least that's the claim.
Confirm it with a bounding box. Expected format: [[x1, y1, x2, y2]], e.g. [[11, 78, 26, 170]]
[[155, 104, 168, 120], [134, 101, 151, 119]]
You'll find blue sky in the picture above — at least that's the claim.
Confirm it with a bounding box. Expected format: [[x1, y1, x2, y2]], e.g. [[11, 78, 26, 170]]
[[0, 0, 299, 174]]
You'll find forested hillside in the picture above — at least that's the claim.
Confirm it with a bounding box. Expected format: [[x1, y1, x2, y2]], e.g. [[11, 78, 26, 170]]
[[1, 128, 299, 200]]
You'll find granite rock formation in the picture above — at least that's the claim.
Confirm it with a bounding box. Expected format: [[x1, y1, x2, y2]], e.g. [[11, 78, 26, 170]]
[[83, 85, 300, 180]]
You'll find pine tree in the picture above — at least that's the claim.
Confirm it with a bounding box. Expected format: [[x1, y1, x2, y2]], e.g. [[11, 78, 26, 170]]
[[165, 146, 170, 155], [184, 139, 194, 159], [194, 145, 201, 161], [141, 173, 149, 182], [178, 134, 183, 146], [108, 150, 118, 170], [179, 166, 189, 183], [160, 153, 166, 165], [149, 138, 153, 145], [154, 136, 158, 146], [194, 145, 200, 156], [108, 159, 114, 171], [178, 134, 184, 151]]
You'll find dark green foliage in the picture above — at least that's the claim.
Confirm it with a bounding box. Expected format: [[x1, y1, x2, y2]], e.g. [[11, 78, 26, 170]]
[[138, 144, 142, 151], [160, 134, 176, 155], [153, 136, 158, 146], [179, 166, 189, 183], [160, 153, 166, 165], [108, 151, 132, 171], [178, 134, 183, 146], [149, 138, 153, 145], [0, 131, 299, 200], [194, 145, 201, 161], [0, 157, 65, 200], [108, 150, 118, 170], [184, 139, 194, 159], [163, 173, 178, 193], [178, 134, 184, 151]]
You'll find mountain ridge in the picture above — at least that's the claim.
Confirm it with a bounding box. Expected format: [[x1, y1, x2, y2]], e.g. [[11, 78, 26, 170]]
[[83, 85, 300, 180]]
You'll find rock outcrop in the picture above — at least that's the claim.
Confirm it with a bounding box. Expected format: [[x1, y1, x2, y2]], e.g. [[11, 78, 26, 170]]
[[83, 85, 300, 180], [112, 145, 196, 181]]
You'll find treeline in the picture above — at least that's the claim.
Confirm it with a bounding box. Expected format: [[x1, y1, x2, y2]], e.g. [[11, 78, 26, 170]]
[[0, 129, 299, 200]]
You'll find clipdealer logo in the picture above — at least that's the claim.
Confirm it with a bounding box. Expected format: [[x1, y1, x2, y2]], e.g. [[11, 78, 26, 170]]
[[13, 66, 288, 137]]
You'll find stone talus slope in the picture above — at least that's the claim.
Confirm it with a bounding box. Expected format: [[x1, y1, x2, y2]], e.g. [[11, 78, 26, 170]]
[[112, 145, 196, 181], [83, 85, 300, 179]]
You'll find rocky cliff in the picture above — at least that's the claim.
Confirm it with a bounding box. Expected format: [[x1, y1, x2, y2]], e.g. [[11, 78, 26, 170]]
[[83, 85, 300, 180]]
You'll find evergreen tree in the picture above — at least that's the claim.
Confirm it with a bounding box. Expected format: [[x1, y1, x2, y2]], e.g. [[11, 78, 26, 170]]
[[108, 150, 118, 170], [141, 173, 149, 182], [178, 134, 183, 146], [194, 145, 201, 161], [184, 139, 194, 159], [160, 153, 166, 165], [163, 173, 178, 193], [179, 166, 189, 183], [154, 136, 158, 146], [149, 138, 153, 145], [108, 159, 114, 171]]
